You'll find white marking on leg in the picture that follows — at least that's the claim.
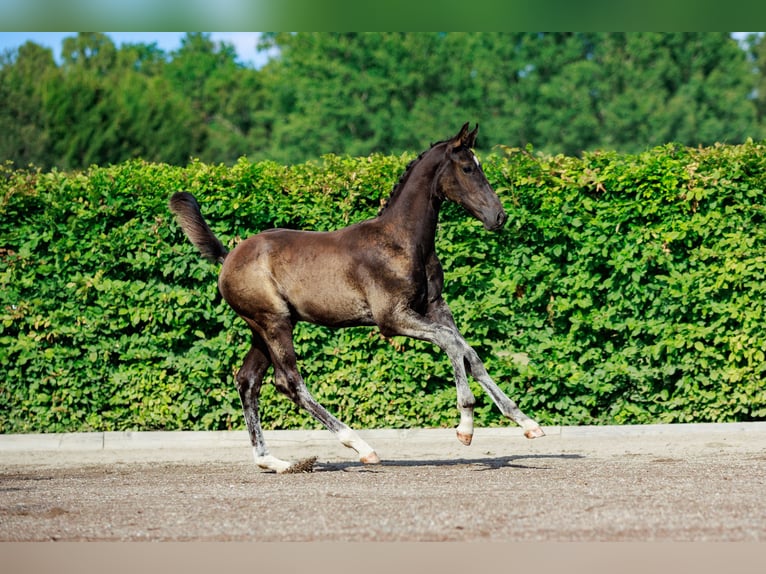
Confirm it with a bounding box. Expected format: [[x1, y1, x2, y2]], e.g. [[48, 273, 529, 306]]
[[456, 410, 474, 445], [453, 365, 475, 445], [253, 448, 293, 473], [337, 427, 380, 464]]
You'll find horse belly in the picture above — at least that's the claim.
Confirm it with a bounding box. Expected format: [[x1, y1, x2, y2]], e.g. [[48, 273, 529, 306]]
[[286, 273, 375, 328], [225, 229, 377, 328]]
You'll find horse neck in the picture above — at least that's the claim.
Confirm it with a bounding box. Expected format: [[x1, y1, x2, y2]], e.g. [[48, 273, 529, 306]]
[[378, 145, 446, 250]]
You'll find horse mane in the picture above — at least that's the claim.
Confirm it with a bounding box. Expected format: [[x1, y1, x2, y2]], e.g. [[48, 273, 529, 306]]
[[377, 139, 449, 216]]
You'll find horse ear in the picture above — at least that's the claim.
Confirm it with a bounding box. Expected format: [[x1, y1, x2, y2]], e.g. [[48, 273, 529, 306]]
[[467, 124, 479, 148], [451, 122, 471, 149]]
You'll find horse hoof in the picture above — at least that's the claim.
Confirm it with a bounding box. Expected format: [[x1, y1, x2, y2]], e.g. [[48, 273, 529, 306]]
[[456, 431, 473, 446], [360, 451, 381, 465], [524, 426, 545, 439]]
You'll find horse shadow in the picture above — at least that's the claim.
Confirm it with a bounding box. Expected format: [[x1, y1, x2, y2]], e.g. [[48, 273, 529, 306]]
[[312, 453, 584, 473]]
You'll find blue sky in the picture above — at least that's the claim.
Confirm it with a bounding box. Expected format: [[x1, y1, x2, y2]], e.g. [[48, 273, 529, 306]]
[[0, 32, 274, 67]]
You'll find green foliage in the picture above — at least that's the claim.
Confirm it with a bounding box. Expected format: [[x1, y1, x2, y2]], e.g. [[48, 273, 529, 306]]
[[1, 32, 764, 169], [2, 143, 766, 434]]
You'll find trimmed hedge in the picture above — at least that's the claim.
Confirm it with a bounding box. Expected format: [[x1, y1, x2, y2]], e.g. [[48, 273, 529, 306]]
[[2, 142, 765, 434]]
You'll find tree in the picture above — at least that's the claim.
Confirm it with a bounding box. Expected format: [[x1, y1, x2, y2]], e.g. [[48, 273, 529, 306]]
[[165, 32, 266, 163], [506, 33, 604, 155], [42, 33, 201, 167], [1, 32, 763, 168], [0, 42, 57, 167], [746, 33, 766, 130], [42, 33, 125, 167], [595, 33, 760, 151], [256, 32, 762, 161], [256, 33, 460, 161]]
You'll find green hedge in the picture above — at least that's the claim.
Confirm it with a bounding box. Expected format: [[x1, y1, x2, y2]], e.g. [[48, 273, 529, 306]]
[[2, 142, 765, 434]]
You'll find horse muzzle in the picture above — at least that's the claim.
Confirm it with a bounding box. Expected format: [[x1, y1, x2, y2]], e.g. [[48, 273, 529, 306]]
[[484, 209, 507, 231]]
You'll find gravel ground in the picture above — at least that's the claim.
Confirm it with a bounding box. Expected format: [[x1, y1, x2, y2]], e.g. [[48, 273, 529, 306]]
[[1, 424, 765, 541]]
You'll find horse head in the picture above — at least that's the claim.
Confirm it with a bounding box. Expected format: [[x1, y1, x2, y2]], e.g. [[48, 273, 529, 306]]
[[439, 123, 507, 231]]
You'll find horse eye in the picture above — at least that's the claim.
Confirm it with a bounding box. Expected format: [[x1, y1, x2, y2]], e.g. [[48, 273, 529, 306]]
[[462, 165, 473, 174]]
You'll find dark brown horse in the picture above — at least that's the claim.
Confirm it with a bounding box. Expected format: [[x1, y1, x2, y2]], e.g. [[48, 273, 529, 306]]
[[169, 123, 543, 473]]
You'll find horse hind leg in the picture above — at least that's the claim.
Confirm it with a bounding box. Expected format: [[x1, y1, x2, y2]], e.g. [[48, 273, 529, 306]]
[[264, 321, 380, 466], [236, 333, 315, 473], [282, 374, 381, 465]]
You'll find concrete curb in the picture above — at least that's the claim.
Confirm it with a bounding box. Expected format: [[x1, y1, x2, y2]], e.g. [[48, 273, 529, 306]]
[[1, 421, 765, 452]]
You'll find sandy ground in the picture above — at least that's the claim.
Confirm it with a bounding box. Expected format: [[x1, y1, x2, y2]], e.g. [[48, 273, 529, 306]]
[[1, 424, 765, 541]]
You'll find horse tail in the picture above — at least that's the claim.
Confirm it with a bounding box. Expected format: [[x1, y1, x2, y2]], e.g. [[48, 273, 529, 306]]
[[168, 192, 229, 264]]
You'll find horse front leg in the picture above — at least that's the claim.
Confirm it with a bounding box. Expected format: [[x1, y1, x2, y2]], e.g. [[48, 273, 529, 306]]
[[426, 298, 477, 445], [398, 305, 545, 442], [462, 345, 545, 439]]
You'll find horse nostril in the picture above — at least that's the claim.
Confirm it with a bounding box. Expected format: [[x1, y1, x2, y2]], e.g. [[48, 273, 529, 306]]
[[496, 211, 507, 229]]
